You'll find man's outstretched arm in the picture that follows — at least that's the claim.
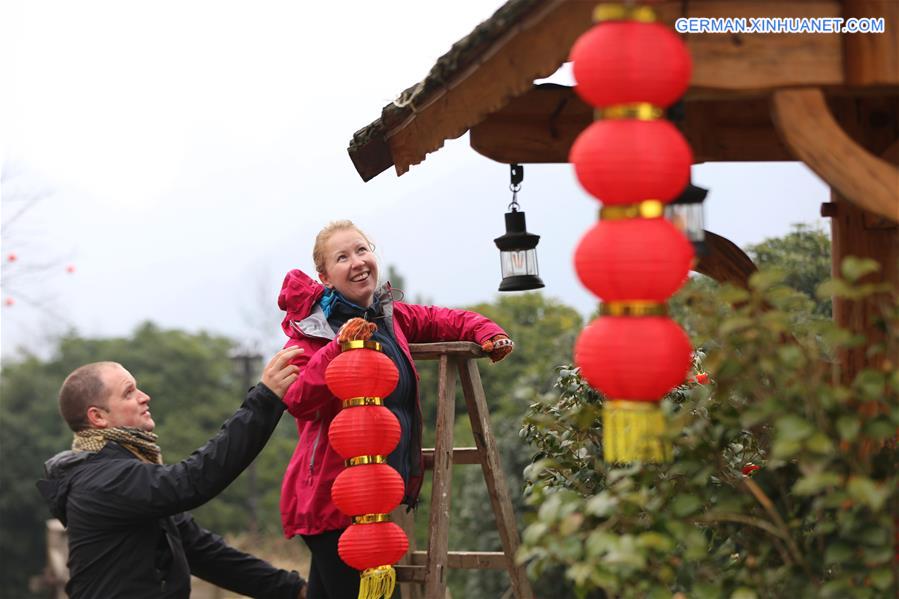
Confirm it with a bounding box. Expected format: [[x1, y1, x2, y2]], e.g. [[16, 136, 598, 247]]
[[176, 512, 306, 599]]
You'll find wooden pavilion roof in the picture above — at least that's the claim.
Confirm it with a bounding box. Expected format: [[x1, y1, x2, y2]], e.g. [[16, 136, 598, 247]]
[[348, 0, 898, 213]]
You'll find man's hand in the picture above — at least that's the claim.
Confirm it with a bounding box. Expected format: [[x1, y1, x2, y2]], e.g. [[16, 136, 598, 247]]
[[337, 317, 377, 343], [261, 346, 303, 398], [481, 334, 514, 363]]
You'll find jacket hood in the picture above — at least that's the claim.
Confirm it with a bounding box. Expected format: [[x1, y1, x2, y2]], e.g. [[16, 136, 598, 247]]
[[278, 269, 326, 339], [36, 450, 94, 524]]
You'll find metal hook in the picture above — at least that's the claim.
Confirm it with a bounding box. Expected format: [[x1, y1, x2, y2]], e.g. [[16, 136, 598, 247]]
[[508, 163, 523, 211]]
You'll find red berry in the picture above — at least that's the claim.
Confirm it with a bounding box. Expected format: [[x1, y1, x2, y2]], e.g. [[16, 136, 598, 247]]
[[694, 372, 710, 385], [742, 463, 760, 476]]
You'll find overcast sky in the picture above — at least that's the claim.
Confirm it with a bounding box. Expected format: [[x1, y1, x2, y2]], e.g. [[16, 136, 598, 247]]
[[0, 1, 829, 359]]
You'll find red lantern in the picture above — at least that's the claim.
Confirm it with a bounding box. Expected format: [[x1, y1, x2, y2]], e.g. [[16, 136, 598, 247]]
[[325, 346, 399, 399], [326, 339, 409, 597], [339, 521, 409, 571], [575, 316, 692, 401], [571, 21, 691, 108], [574, 218, 692, 302], [331, 464, 405, 516], [329, 406, 401, 458], [570, 119, 692, 204]]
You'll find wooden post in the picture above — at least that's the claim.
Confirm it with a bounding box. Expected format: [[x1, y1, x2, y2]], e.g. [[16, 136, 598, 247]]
[[825, 97, 899, 384], [843, 0, 899, 86]]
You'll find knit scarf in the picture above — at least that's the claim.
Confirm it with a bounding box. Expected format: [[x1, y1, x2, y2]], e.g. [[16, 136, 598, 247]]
[[73, 427, 163, 464]]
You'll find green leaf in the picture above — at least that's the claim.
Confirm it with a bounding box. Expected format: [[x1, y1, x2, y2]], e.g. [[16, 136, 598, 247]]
[[824, 542, 853, 564], [775, 415, 815, 442], [847, 476, 889, 511], [869, 568, 894, 590], [793, 472, 842, 495], [854, 369, 886, 399], [684, 529, 708, 561], [804, 432, 834, 455], [670, 494, 703, 517], [771, 437, 802, 460], [523, 522, 548, 545], [585, 530, 617, 558], [585, 492, 618, 518], [836, 415, 861, 441], [840, 256, 880, 282], [863, 418, 895, 441], [730, 589, 758, 599], [749, 269, 786, 292], [636, 532, 674, 552]]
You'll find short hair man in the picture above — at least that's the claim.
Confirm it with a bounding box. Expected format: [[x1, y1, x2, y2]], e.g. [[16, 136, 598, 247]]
[[37, 347, 307, 599]]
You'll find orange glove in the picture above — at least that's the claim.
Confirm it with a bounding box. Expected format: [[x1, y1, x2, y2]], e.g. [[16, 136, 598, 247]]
[[481, 334, 514, 363], [338, 317, 377, 343]]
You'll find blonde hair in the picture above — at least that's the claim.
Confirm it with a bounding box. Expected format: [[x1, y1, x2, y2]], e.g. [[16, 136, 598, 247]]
[[312, 220, 375, 275]]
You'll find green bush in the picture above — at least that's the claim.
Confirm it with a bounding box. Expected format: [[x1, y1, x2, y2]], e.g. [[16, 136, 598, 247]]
[[520, 261, 898, 598]]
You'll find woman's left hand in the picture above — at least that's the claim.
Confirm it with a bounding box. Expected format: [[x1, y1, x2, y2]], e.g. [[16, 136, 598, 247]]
[[481, 335, 514, 363]]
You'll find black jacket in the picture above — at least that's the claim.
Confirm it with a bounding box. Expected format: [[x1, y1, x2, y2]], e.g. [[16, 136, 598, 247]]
[[36, 384, 304, 599]]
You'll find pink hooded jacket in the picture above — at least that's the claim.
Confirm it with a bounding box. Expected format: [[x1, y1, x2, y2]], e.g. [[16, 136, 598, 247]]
[[276, 269, 506, 537]]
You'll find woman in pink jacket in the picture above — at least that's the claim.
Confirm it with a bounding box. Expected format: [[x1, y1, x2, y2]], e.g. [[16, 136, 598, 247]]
[[276, 220, 513, 599]]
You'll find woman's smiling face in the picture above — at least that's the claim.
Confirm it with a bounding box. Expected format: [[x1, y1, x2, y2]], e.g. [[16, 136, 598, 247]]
[[319, 228, 379, 307]]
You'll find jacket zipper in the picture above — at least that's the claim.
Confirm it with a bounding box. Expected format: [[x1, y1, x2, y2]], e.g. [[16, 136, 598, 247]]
[[308, 414, 323, 476]]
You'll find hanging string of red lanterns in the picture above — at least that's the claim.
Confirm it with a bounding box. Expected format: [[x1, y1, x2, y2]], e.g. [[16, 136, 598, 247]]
[[569, 3, 695, 463], [325, 337, 409, 599]]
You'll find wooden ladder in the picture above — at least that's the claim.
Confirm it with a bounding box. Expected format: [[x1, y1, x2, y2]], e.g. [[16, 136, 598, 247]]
[[393, 342, 534, 599]]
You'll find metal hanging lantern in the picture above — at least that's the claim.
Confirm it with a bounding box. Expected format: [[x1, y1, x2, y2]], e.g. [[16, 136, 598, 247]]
[[494, 164, 545, 292], [664, 182, 708, 255]]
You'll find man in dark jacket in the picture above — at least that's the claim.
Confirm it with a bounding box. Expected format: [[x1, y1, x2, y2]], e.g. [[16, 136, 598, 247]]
[[36, 347, 307, 599]]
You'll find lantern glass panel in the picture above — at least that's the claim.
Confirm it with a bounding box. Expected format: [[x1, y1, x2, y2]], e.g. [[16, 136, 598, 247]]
[[665, 203, 705, 242], [500, 249, 539, 278]]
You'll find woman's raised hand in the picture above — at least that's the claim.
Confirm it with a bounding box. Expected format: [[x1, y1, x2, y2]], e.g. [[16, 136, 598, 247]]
[[337, 317, 377, 343], [261, 346, 303, 398]]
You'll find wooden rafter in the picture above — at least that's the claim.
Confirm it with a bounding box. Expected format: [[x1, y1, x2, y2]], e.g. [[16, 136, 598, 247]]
[[771, 88, 899, 223]]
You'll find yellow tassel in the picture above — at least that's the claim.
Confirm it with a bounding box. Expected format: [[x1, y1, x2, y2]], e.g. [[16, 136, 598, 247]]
[[358, 565, 396, 599], [602, 401, 671, 463]]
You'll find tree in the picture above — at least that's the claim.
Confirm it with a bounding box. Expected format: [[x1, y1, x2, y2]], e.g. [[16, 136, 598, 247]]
[[0, 323, 298, 596], [0, 166, 76, 317], [746, 223, 832, 317], [519, 262, 898, 597]]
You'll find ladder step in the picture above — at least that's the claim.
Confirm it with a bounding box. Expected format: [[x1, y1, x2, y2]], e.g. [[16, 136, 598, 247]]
[[395, 565, 426, 583], [422, 447, 481, 469], [395, 552, 508, 582], [410, 551, 508, 569]]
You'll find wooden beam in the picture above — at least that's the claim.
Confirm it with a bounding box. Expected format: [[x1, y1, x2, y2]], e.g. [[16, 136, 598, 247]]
[[770, 88, 899, 223], [844, 0, 899, 86], [469, 85, 793, 164], [694, 231, 758, 289], [664, 0, 845, 92]]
